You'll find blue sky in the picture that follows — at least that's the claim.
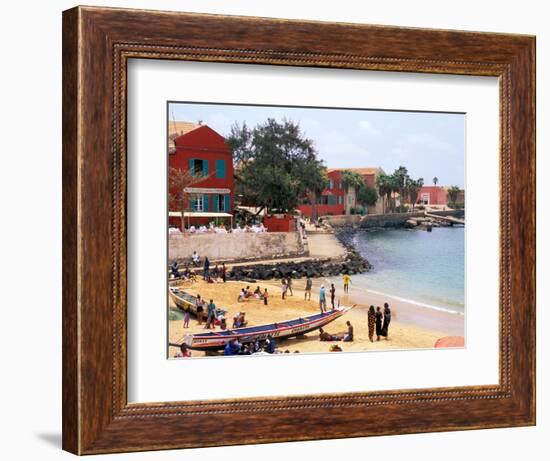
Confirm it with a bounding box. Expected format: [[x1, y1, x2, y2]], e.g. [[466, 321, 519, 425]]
[[169, 102, 465, 187]]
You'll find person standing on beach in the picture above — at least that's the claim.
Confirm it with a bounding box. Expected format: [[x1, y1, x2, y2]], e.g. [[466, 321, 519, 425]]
[[183, 304, 190, 329], [221, 263, 227, 283], [319, 284, 327, 313], [263, 288, 269, 305], [382, 303, 392, 340], [203, 256, 210, 280], [375, 306, 383, 341], [281, 278, 288, 300], [330, 283, 336, 310], [205, 299, 216, 329], [195, 295, 204, 325], [343, 273, 351, 293], [367, 305, 376, 342], [287, 277, 294, 296], [305, 276, 313, 300]]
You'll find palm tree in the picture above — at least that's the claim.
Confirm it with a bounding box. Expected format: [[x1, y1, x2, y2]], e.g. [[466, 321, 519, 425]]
[[393, 166, 409, 212], [433, 176, 438, 186], [340, 170, 365, 214], [376, 173, 391, 214], [447, 186, 461, 207], [407, 177, 424, 210]]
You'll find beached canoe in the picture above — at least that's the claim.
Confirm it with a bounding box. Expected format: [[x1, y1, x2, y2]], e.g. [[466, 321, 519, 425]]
[[182, 306, 353, 351], [169, 287, 226, 318]]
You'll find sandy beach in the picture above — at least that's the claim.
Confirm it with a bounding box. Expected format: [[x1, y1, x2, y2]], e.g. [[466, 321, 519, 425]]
[[168, 277, 464, 358]]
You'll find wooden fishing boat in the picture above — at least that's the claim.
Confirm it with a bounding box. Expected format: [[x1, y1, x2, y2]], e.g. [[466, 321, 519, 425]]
[[182, 306, 354, 351], [169, 287, 226, 317]]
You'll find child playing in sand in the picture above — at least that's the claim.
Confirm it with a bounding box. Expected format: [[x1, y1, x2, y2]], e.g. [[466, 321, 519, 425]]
[[183, 305, 190, 328], [263, 288, 269, 305], [343, 273, 351, 293]]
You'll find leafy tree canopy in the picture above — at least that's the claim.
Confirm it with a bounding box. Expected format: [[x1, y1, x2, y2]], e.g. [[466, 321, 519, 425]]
[[227, 118, 327, 213]]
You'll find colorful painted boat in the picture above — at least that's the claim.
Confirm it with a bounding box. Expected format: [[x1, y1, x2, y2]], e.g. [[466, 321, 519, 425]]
[[182, 306, 353, 351], [169, 287, 226, 317]]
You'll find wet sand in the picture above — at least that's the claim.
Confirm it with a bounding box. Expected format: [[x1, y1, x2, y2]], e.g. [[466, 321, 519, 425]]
[[168, 278, 464, 358]]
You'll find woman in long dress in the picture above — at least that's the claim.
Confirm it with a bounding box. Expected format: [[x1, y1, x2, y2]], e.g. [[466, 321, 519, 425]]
[[375, 306, 383, 341], [382, 303, 391, 340], [367, 305, 376, 342]]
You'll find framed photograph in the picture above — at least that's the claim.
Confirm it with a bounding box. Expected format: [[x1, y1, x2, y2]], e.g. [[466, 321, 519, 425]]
[[62, 6, 535, 454]]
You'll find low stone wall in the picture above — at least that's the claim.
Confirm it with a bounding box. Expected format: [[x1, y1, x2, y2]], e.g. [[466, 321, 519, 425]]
[[320, 215, 363, 227], [359, 209, 464, 229], [169, 232, 305, 263]]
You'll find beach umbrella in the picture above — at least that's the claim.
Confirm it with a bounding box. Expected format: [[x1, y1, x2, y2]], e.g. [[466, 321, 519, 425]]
[[434, 336, 464, 348]]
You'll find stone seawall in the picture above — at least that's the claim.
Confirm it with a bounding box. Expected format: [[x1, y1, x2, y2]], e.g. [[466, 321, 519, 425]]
[[321, 210, 464, 229], [359, 210, 464, 229], [169, 232, 305, 263]]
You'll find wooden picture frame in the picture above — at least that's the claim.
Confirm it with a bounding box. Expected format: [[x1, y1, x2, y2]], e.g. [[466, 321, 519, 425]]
[[62, 6, 536, 455]]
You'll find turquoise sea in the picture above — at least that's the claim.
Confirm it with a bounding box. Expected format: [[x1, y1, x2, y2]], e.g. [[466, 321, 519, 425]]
[[347, 227, 464, 314]]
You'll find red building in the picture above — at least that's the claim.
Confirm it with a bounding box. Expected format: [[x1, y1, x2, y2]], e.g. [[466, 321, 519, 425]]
[[297, 167, 384, 217], [168, 121, 234, 229], [417, 186, 448, 206], [297, 169, 346, 217]]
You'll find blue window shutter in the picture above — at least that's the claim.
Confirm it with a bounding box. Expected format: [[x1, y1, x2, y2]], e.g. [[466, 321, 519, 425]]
[[338, 196, 343, 205], [328, 195, 336, 205], [224, 194, 230, 212], [212, 194, 219, 212], [203, 195, 209, 212], [202, 159, 209, 176], [189, 158, 194, 176], [216, 159, 226, 179], [190, 196, 196, 211]]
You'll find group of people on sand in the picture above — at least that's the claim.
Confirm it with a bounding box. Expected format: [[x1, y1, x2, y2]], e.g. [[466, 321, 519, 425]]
[[238, 285, 269, 305], [223, 335, 277, 356], [367, 303, 392, 341]]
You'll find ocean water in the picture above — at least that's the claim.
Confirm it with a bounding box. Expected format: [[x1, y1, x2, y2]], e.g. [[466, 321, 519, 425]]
[[348, 227, 464, 314]]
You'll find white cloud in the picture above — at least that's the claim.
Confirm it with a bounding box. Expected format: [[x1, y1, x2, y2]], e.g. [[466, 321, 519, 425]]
[[357, 120, 380, 136]]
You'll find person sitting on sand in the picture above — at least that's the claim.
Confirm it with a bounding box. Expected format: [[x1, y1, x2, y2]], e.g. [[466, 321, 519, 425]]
[[254, 286, 262, 297], [250, 339, 261, 354], [224, 338, 241, 356], [232, 312, 247, 328], [191, 250, 200, 266], [319, 327, 340, 342], [174, 343, 191, 358], [367, 305, 376, 342], [343, 321, 354, 342], [382, 303, 391, 340], [265, 335, 277, 354], [375, 306, 383, 341], [244, 286, 253, 298], [171, 261, 180, 279], [219, 316, 227, 330], [237, 288, 249, 303], [263, 288, 269, 306]]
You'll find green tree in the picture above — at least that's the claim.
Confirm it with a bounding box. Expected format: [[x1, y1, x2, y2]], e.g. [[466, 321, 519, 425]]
[[227, 118, 327, 214], [376, 173, 393, 214], [433, 176, 439, 186], [406, 177, 424, 210], [447, 186, 461, 207], [357, 184, 378, 210]]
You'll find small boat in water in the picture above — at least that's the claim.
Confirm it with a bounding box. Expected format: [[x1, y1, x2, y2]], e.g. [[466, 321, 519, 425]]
[[169, 286, 226, 317], [182, 306, 353, 351]]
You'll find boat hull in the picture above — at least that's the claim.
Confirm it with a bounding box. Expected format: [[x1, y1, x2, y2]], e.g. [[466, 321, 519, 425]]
[[184, 307, 352, 351]]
